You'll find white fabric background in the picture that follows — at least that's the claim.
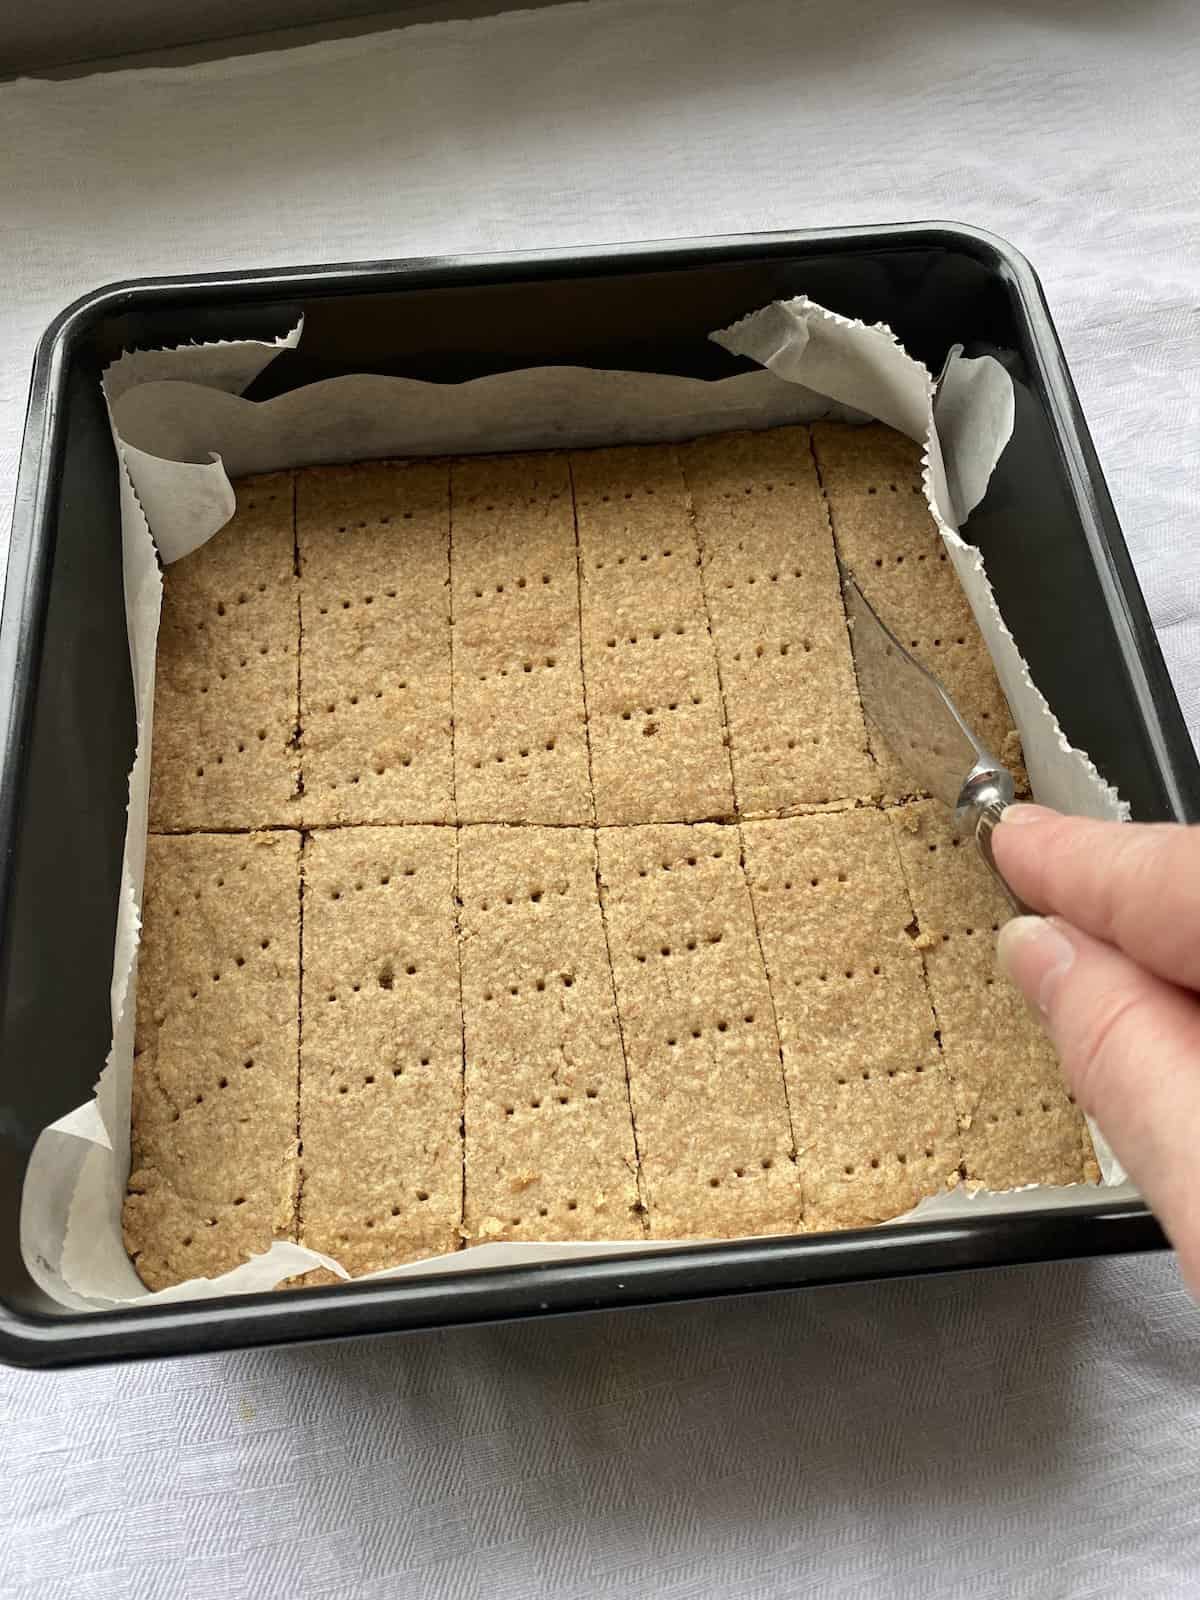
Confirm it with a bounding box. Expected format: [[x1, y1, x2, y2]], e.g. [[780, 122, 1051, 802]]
[[1, 1, 1199, 1594]]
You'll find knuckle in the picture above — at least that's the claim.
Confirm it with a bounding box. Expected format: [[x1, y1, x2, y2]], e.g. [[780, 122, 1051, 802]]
[[1110, 824, 1200, 964], [1108, 827, 1166, 940], [1031, 818, 1101, 921]]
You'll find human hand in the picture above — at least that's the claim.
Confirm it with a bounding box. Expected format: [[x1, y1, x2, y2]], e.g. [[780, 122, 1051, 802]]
[[993, 805, 1200, 1293]]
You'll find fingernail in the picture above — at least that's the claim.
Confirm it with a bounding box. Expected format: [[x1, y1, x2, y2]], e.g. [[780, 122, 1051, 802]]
[[999, 803, 1056, 827], [996, 916, 1075, 1014]]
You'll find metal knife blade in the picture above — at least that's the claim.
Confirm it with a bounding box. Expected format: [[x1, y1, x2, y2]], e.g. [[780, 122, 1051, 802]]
[[840, 563, 1028, 913]]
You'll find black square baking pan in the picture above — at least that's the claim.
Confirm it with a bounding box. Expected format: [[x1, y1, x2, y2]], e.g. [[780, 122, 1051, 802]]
[[2, 223, 1194, 1368]]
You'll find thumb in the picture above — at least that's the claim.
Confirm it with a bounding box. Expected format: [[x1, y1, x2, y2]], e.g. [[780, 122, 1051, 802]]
[[998, 915, 1200, 1296]]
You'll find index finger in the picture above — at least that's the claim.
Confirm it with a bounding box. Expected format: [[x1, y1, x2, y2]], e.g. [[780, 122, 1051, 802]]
[[993, 805, 1200, 992]]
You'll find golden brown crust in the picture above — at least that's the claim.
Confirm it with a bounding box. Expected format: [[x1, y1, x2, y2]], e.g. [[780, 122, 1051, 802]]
[[572, 446, 734, 824], [299, 825, 462, 1276], [451, 453, 592, 824], [810, 422, 1015, 799], [123, 831, 301, 1289], [458, 826, 642, 1243], [297, 460, 454, 826], [890, 800, 1091, 1188], [682, 426, 877, 814], [148, 472, 300, 830], [741, 811, 961, 1229], [131, 428, 1092, 1290], [597, 824, 802, 1239]]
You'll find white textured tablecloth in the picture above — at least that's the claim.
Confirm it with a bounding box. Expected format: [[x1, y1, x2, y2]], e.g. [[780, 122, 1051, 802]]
[[2, 3, 1199, 1594]]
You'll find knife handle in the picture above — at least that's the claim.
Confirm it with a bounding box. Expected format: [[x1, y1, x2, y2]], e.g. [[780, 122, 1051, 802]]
[[973, 800, 1034, 918]]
